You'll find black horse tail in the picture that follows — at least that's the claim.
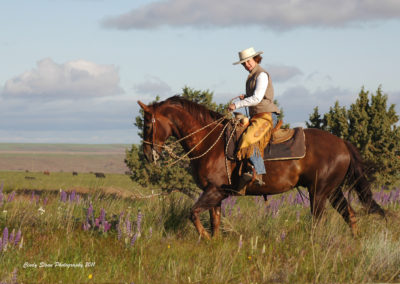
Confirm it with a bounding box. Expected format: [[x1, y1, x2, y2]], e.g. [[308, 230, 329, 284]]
[[344, 140, 385, 217]]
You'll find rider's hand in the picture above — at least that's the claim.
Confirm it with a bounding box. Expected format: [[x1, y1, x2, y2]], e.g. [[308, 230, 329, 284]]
[[228, 103, 236, 111], [239, 94, 245, 100]]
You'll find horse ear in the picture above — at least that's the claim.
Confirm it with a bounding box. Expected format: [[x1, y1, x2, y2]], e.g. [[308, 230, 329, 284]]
[[137, 101, 151, 113]]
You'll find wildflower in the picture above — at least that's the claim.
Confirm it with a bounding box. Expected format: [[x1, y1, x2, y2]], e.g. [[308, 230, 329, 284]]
[[131, 233, 138, 246], [167, 244, 171, 249], [2, 227, 9, 248], [60, 190, 67, 202], [3, 210, 7, 215], [99, 209, 106, 225], [69, 191, 76, 202], [88, 274, 93, 279], [87, 203, 93, 219], [248, 256, 252, 260], [7, 191, 15, 202], [30, 192, 35, 203], [38, 207, 45, 215], [103, 221, 111, 233], [14, 230, 22, 246]]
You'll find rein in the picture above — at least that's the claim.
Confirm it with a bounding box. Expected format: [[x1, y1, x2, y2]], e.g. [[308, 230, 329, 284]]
[[143, 114, 231, 166]]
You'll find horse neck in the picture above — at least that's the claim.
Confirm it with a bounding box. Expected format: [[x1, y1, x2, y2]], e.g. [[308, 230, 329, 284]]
[[161, 107, 223, 156]]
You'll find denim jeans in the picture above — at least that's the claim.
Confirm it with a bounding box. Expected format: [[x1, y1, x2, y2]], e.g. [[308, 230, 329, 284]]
[[249, 148, 266, 175], [272, 112, 278, 128]]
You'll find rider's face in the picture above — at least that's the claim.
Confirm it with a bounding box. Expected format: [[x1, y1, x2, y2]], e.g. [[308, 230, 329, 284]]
[[242, 58, 257, 72]]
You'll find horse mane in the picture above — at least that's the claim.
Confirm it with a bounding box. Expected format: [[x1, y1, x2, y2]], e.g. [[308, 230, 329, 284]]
[[151, 95, 224, 124]]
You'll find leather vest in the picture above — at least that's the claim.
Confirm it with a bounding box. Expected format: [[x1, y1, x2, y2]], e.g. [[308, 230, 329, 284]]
[[245, 64, 280, 117]]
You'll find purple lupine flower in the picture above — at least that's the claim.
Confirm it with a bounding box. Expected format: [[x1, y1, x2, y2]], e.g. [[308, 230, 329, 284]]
[[43, 197, 48, 206], [103, 221, 111, 233], [69, 191, 76, 202], [126, 215, 132, 236], [221, 199, 226, 216], [99, 208, 106, 225], [7, 191, 15, 202], [30, 192, 35, 203], [14, 230, 22, 246], [2, 227, 9, 248], [95, 218, 100, 228], [130, 233, 138, 246], [87, 203, 93, 219], [60, 190, 67, 202], [136, 210, 143, 233], [83, 222, 90, 231]]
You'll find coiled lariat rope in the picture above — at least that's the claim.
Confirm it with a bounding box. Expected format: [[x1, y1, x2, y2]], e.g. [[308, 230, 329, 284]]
[[143, 114, 234, 167]]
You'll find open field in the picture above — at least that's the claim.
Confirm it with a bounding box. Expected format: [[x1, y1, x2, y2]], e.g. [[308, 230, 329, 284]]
[[0, 144, 400, 283], [0, 143, 130, 174], [0, 174, 400, 283]]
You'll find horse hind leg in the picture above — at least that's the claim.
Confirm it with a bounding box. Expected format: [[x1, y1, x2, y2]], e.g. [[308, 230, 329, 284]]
[[329, 188, 357, 236], [308, 190, 328, 222]]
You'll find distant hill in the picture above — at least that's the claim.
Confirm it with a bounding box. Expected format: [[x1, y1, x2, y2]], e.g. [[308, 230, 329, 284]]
[[0, 143, 132, 174]]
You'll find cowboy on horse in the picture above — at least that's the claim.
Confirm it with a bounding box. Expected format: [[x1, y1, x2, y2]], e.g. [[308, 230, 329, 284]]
[[228, 47, 280, 189]]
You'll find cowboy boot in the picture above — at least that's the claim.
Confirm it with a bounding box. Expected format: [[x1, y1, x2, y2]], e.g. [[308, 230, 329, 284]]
[[235, 172, 253, 195]]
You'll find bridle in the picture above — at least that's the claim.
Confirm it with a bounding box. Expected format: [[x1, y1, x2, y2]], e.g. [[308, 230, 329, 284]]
[[142, 111, 232, 166], [149, 113, 160, 163]]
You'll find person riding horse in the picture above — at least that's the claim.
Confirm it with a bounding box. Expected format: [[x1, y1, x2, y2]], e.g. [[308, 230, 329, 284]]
[[228, 47, 280, 188]]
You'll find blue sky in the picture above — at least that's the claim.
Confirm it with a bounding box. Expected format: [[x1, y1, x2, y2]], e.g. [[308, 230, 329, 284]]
[[0, 0, 399, 144]]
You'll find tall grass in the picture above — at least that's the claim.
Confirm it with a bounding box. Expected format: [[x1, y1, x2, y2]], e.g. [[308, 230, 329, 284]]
[[0, 184, 399, 283]]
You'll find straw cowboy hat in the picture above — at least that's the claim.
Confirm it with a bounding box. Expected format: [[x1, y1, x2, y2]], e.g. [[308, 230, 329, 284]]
[[233, 47, 263, 65]]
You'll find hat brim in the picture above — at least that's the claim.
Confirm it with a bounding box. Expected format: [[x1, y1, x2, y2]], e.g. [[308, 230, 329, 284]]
[[233, 51, 263, 65]]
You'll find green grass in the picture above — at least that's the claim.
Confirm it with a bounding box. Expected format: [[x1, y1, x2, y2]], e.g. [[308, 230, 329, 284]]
[[0, 171, 143, 199], [1, 183, 400, 283]]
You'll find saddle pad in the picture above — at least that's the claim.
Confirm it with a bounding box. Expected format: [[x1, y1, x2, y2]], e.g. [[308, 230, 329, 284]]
[[263, 127, 306, 161]]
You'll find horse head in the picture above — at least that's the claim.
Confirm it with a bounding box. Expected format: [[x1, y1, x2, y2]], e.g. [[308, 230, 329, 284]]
[[137, 100, 174, 164]]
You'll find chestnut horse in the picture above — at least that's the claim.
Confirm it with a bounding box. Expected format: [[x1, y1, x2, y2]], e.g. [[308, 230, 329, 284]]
[[138, 96, 385, 239]]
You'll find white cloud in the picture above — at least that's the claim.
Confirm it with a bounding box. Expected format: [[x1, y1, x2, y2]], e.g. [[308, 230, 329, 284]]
[[265, 64, 303, 82], [277, 85, 354, 125], [133, 75, 172, 97], [1, 58, 123, 99], [101, 0, 400, 30]]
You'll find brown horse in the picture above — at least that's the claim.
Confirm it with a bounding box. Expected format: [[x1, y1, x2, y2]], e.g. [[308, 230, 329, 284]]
[[138, 96, 385, 239]]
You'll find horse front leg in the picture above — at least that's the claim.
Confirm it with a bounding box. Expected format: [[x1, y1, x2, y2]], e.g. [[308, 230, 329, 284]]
[[190, 185, 225, 240], [209, 205, 222, 238]]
